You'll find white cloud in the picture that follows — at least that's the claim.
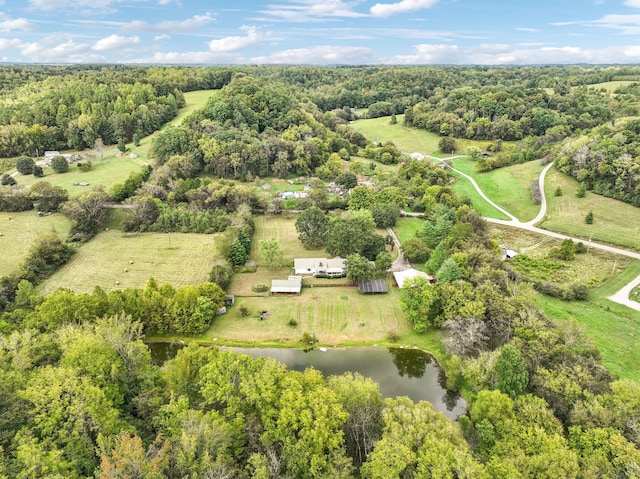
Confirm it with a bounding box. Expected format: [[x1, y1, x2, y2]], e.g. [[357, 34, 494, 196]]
[[120, 13, 215, 33], [0, 16, 36, 32], [516, 27, 539, 33], [154, 34, 170, 41], [391, 44, 461, 63], [208, 25, 264, 53], [27, 0, 128, 11], [92, 34, 139, 51], [0, 37, 21, 50], [624, 0, 640, 7], [251, 45, 377, 64], [370, 0, 439, 17], [554, 13, 640, 35], [260, 0, 366, 22], [19, 34, 107, 62]]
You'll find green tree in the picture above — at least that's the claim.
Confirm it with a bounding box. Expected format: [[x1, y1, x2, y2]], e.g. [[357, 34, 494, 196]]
[[16, 156, 35, 175], [399, 277, 442, 332], [51, 155, 69, 173], [96, 433, 169, 479], [467, 146, 482, 159], [370, 203, 399, 228], [209, 264, 232, 290], [494, 344, 529, 398], [259, 236, 284, 267], [585, 211, 594, 224], [435, 257, 462, 283], [29, 181, 69, 212], [348, 186, 377, 210], [336, 172, 358, 189], [345, 253, 374, 283], [63, 186, 111, 237], [576, 183, 587, 198], [375, 251, 392, 274], [32, 165, 44, 177], [438, 137, 457, 154], [229, 238, 248, 266], [401, 237, 431, 263], [425, 243, 448, 274], [325, 210, 377, 258]]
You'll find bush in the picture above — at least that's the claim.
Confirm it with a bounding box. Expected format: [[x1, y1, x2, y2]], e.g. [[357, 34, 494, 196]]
[[554, 187, 563, 197], [251, 284, 268, 293], [576, 183, 587, 198], [575, 242, 587, 254], [78, 161, 92, 172], [585, 211, 594, 224], [32, 165, 44, 177], [288, 319, 298, 328], [240, 306, 251, 317], [209, 264, 231, 290], [0, 174, 16, 186], [51, 156, 69, 173], [386, 330, 399, 342], [16, 156, 35, 175]]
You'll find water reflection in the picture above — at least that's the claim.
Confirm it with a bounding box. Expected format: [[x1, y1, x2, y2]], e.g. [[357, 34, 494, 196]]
[[146, 343, 466, 419]]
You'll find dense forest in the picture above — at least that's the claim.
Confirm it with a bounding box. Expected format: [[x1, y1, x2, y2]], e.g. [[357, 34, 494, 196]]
[[0, 64, 640, 477]]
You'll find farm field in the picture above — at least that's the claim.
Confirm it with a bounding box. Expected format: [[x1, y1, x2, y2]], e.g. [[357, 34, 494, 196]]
[[208, 281, 411, 345], [541, 169, 640, 250], [0, 211, 72, 277], [450, 157, 543, 222], [38, 230, 221, 294], [585, 80, 636, 93]]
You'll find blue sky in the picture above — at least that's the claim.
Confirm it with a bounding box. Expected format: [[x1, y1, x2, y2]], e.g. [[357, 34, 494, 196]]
[[1, 0, 640, 64]]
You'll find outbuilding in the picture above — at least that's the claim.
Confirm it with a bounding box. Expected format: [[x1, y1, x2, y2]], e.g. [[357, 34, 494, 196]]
[[271, 276, 303, 295]]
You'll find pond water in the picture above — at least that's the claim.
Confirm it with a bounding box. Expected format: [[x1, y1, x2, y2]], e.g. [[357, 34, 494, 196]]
[[147, 343, 466, 419]]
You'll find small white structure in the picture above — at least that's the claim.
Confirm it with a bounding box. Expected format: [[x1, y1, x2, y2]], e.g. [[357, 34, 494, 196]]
[[129, 153, 138, 159], [393, 268, 434, 288], [280, 191, 295, 200], [499, 244, 518, 260], [271, 276, 303, 295], [294, 257, 346, 277], [410, 152, 425, 161]]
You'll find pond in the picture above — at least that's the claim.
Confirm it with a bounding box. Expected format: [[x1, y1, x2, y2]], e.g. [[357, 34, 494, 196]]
[[147, 343, 466, 419]]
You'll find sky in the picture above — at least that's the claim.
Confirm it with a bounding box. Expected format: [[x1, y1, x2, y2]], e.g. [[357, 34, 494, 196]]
[[1, 0, 640, 64]]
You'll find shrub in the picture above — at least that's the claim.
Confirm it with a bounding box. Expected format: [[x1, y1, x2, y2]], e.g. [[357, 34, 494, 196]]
[[554, 187, 563, 197], [240, 306, 250, 317], [78, 161, 92, 172], [575, 242, 587, 254], [16, 156, 35, 175], [251, 284, 268, 293], [576, 183, 587, 198], [51, 156, 69, 173], [209, 264, 231, 290], [0, 174, 16, 186], [585, 211, 594, 224], [288, 319, 298, 328], [386, 330, 399, 342], [32, 165, 44, 177], [530, 180, 541, 205]]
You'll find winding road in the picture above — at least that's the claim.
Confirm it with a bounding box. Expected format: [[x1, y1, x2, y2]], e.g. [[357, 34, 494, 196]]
[[417, 155, 640, 311]]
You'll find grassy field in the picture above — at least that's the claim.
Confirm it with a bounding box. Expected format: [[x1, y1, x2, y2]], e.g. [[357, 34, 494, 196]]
[[39, 230, 221, 294], [394, 217, 424, 243], [585, 80, 637, 93], [489, 224, 633, 288], [251, 214, 324, 263], [538, 293, 640, 381], [353, 115, 441, 154], [0, 212, 72, 276], [208, 280, 412, 345], [541, 169, 640, 250], [451, 158, 543, 222]]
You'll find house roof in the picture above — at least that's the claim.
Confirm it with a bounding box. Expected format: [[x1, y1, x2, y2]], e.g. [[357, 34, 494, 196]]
[[393, 268, 433, 288], [358, 279, 388, 294], [294, 257, 346, 271], [271, 276, 302, 294]]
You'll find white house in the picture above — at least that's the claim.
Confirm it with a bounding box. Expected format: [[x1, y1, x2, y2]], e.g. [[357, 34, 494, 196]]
[[293, 257, 346, 277]]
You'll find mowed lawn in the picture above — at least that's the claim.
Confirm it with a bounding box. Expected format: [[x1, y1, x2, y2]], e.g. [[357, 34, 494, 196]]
[[353, 115, 440, 154], [251, 214, 324, 263], [39, 230, 221, 294], [208, 283, 410, 345], [451, 157, 543, 222], [0, 212, 72, 276], [541, 169, 640, 250]]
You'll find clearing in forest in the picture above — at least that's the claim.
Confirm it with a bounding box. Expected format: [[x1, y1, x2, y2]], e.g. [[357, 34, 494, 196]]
[[0, 211, 72, 277]]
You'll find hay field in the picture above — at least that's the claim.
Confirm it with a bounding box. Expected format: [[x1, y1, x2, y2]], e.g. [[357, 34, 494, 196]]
[[0, 211, 72, 276], [39, 230, 221, 294]]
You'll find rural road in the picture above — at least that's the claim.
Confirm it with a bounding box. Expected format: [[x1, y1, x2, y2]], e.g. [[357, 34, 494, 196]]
[[387, 226, 410, 272], [416, 154, 640, 310]]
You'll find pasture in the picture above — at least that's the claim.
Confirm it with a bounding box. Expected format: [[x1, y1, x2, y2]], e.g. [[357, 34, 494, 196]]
[[585, 80, 637, 93], [451, 158, 543, 222], [0, 211, 72, 277], [38, 230, 221, 294], [541, 169, 640, 250]]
